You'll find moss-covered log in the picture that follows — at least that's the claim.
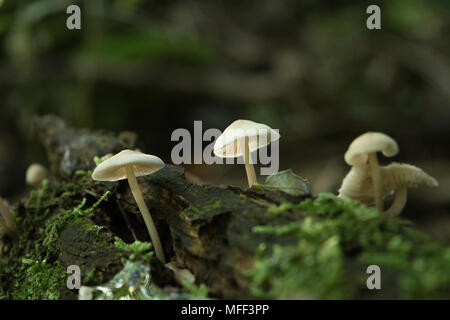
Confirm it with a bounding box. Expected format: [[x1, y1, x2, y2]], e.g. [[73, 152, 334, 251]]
[[32, 115, 309, 299], [1, 115, 449, 300]]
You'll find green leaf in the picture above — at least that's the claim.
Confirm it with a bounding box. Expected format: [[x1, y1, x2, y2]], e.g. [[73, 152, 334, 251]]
[[263, 169, 309, 196]]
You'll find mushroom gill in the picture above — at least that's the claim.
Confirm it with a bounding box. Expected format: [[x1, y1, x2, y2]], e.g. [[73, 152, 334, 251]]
[[381, 163, 439, 193], [380, 163, 439, 217]]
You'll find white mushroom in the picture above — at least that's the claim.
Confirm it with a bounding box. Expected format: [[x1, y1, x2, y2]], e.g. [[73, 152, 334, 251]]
[[92, 150, 166, 263], [165, 262, 196, 285], [78, 286, 95, 300], [339, 133, 439, 217], [343, 132, 398, 211], [213, 119, 280, 187], [25, 163, 48, 188]]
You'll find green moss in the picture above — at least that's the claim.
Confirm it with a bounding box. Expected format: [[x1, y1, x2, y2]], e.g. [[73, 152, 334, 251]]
[[0, 188, 114, 299], [42, 191, 111, 256], [11, 254, 67, 300], [180, 278, 210, 300], [25, 179, 50, 215], [249, 218, 346, 299], [83, 268, 104, 286], [74, 169, 93, 185], [203, 200, 221, 212], [93, 154, 113, 166], [248, 193, 450, 299], [251, 184, 265, 192], [179, 205, 204, 221], [0, 153, 123, 299], [267, 202, 302, 216], [71, 216, 104, 234], [359, 229, 450, 299], [114, 237, 154, 262]]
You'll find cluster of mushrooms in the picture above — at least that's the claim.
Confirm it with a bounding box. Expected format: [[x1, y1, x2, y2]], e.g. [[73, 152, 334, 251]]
[[90, 121, 438, 264], [0, 120, 439, 267], [338, 132, 438, 217]]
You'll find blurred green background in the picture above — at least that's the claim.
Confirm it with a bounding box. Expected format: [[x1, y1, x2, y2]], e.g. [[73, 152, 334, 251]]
[[0, 0, 449, 241]]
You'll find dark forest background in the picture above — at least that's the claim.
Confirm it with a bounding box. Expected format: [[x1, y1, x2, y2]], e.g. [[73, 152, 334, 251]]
[[0, 0, 449, 243]]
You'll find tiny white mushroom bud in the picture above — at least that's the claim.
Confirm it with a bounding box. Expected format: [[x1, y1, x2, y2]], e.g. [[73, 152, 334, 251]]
[[26, 163, 48, 188], [78, 286, 94, 300], [165, 262, 196, 284]]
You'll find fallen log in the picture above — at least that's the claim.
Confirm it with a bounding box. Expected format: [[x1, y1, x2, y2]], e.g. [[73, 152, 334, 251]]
[[34, 115, 307, 299], [1, 115, 449, 300]]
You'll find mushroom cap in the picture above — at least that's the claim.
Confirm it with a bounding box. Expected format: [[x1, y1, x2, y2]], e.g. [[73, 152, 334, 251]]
[[26, 163, 48, 187], [344, 132, 398, 166], [91, 149, 165, 182], [213, 119, 280, 158], [381, 162, 439, 194]]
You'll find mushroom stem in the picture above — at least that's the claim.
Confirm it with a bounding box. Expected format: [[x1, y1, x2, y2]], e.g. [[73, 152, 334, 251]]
[[368, 152, 383, 212], [243, 136, 257, 187], [384, 187, 407, 217], [125, 165, 166, 263]]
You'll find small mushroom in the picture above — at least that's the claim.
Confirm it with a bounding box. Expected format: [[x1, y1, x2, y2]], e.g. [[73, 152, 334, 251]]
[[344, 132, 398, 211], [165, 261, 196, 285], [0, 196, 18, 240], [92, 150, 166, 263], [78, 286, 94, 300], [213, 119, 280, 187], [380, 163, 438, 217], [339, 134, 439, 217], [25, 163, 48, 188]]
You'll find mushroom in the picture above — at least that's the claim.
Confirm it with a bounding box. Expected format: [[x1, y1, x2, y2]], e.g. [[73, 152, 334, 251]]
[[92, 149, 166, 263], [339, 134, 439, 217], [78, 286, 94, 300], [0, 196, 18, 240], [344, 132, 398, 211], [25, 163, 48, 188], [165, 261, 196, 285], [380, 163, 438, 217], [213, 119, 280, 187]]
